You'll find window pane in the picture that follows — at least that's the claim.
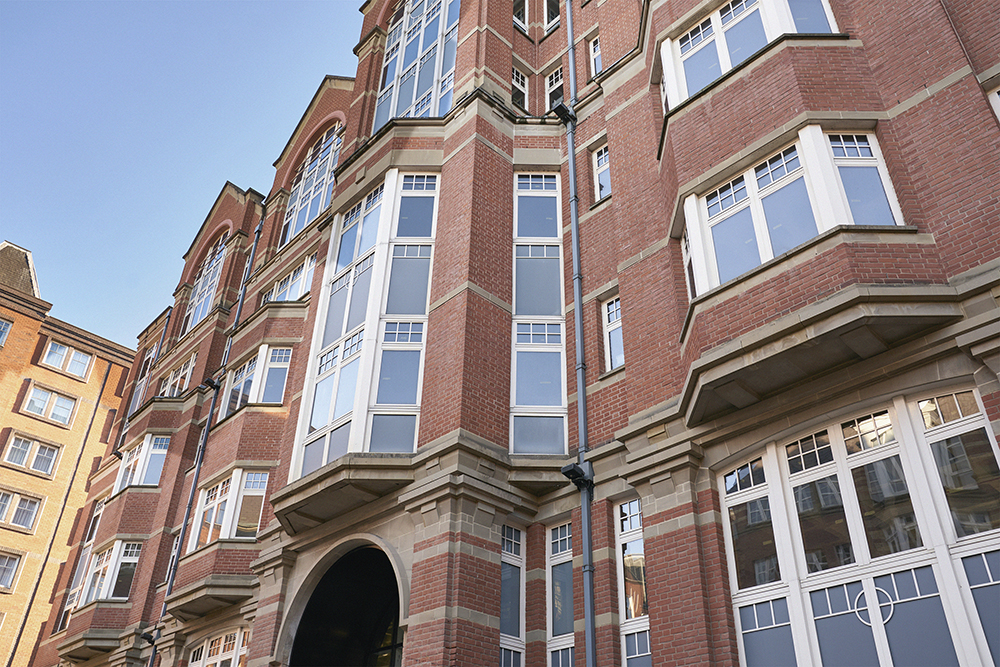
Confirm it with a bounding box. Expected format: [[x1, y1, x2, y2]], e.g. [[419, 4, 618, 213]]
[[724, 9, 766, 67], [68, 351, 91, 377], [608, 327, 624, 369], [386, 256, 431, 314], [712, 207, 760, 283], [500, 561, 520, 636], [111, 561, 137, 598], [743, 625, 797, 667], [514, 256, 561, 315], [45, 342, 67, 367], [33, 444, 57, 474], [346, 265, 373, 332], [235, 495, 264, 538], [323, 284, 349, 348], [729, 498, 779, 589], [328, 422, 352, 463], [684, 43, 721, 96], [761, 177, 817, 256], [309, 375, 335, 433], [512, 416, 564, 454], [852, 455, 923, 557], [794, 476, 854, 572], [262, 367, 288, 403], [370, 415, 417, 453], [517, 195, 559, 237], [359, 205, 381, 255], [515, 351, 562, 406], [397, 197, 435, 237], [551, 560, 574, 635], [334, 358, 360, 419], [929, 429, 1000, 536], [622, 538, 647, 619], [838, 166, 895, 226], [597, 166, 612, 199], [417, 46, 437, 97], [302, 437, 325, 476], [788, 0, 831, 33], [336, 224, 359, 273], [376, 350, 421, 405], [26, 388, 50, 415], [141, 452, 166, 486], [7, 438, 30, 465]]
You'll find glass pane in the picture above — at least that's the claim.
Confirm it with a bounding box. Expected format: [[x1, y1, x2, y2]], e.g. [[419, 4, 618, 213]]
[[346, 266, 373, 332], [839, 166, 894, 226], [551, 560, 574, 635], [788, 0, 831, 33], [794, 476, 854, 571], [729, 498, 779, 589], [852, 455, 923, 557], [517, 195, 559, 237], [376, 350, 421, 405], [514, 256, 561, 315], [500, 561, 520, 636], [397, 197, 435, 237], [683, 42, 721, 96], [515, 351, 562, 406], [327, 422, 351, 463], [417, 47, 437, 97], [386, 257, 431, 314], [323, 285, 349, 348], [396, 68, 416, 114], [235, 495, 264, 538], [761, 177, 817, 256], [336, 223, 359, 272], [712, 207, 760, 283], [512, 416, 564, 454], [141, 452, 166, 486], [359, 205, 381, 255], [814, 608, 879, 665], [111, 562, 137, 598], [597, 167, 611, 199], [262, 367, 288, 403], [621, 538, 647, 619], [724, 9, 766, 67], [970, 582, 1000, 662], [929, 429, 1000, 536], [309, 375, 335, 432], [743, 625, 797, 667], [334, 358, 360, 419], [883, 590, 959, 666], [374, 92, 392, 131], [302, 437, 325, 476], [443, 29, 457, 72], [370, 415, 417, 453], [608, 327, 624, 369]]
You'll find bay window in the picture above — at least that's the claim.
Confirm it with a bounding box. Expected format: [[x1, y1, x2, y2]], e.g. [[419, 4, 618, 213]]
[[262, 253, 317, 304], [500, 525, 525, 665], [722, 387, 1000, 666], [114, 434, 170, 491], [684, 126, 903, 294], [128, 346, 157, 416], [189, 470, 270, 551], [161, 352, 197, 398], [83, 541, 141, 603], [58, 498, 104, 626], [220, 345, 293, 418]]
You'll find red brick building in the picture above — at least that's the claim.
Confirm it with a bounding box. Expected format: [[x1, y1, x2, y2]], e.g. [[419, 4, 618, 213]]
[[35, 0, 1000, 665]]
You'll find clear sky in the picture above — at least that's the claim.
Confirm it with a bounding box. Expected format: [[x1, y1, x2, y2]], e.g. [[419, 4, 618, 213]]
[[0, 0, 365, 348]]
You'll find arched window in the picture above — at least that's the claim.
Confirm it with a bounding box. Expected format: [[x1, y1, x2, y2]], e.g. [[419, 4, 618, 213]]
[[182, 232, 229, 336], [280, 125, 343, 247]]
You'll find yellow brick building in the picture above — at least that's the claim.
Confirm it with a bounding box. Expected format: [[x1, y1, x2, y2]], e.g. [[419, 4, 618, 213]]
[[0, 241, 133, 666]]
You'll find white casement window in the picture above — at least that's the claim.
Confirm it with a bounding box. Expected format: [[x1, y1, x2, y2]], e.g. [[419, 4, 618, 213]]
[[0, 553, 21, 590], [114, 434, 169, 492], [512, 67, 528, 111], [4, 435, 59, 476], [546, 68, 564, 110], [60, 498, 104, 623], [548, 523, 574, 662], [189, 470, 270, 551], [0, 490, 40, 530], [161, 352, 197, 398], [512, 175, 566, 455], [722, 388, 1000, 667], [593, 145, 611, 201], [0, 319, 11, 346], [262, 253, 317, 304], [500, 525, 525, 665], [23, 385, 76, 426], [545, 0, 559, 31], [617, 500, 651, 666], [373, 0, 461, 132], [188, 628, 250, 667], [661, 0, 835, 107], [42, 340, 93, 378], [589, 36, 603, 77], [513, 0, 526, 31], [220, 345, 292, 419], [281, 128, 343, 248], [128, 346, 157, 416], [182, 232, 229, 336], [82, 541, 141, 603], [684, 126, 903, 293]]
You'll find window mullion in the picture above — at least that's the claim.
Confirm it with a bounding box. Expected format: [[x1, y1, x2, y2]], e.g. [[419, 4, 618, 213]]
[[828, 424, 874, 565], [248, 345, 269, 403], [746, 177, 774, 262], [798, 125, 849, 231], [713, 15, 733, 71], [891, 395, 951, 548]]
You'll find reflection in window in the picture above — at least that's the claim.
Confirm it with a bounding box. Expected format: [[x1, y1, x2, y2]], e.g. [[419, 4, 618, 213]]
[[794, 476, 854, 572], [930, 429, 1000, 536], [852, 455, 922, 558], [730, 498, 779, 589]]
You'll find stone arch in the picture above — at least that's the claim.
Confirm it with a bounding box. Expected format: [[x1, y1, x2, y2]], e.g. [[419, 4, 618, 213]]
[[281, 112, 348, 191]]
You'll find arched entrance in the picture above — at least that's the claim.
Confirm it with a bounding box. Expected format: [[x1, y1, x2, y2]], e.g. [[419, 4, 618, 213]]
[[289, 546, 403, 666]]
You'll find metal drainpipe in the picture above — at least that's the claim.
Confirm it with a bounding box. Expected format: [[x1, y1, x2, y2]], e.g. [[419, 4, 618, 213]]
[[556, 1, 598, 666], [145, 209, 264, 666]]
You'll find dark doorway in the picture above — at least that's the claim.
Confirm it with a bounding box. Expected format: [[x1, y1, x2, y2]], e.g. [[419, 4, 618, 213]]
[[289, 546, 403, 667]]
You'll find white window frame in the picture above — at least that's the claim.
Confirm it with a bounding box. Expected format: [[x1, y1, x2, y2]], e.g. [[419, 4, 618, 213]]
[[82, 540, 141, 603], [188, 470, 270, 552], [721, 387, 1000, 667], [589, 35, 602, 77], [128, 346, 158, 416], [547, 522, 574, 662], [661, 0, 837, 107], [114, 434, 170, 492], [373, 0, 461, 132], [513, 0, 526, 32], [220, 345, 293, 419], [23, 384, 77, 426], [512, 67, 528, 111], [281, 127, 343, 248], [617, 500, 651, 664], [500, 525, 526, 664], [188, 628, 250, 667], [545, 0, 560, 32], [0, 552, 21, 591], [262, 253, 317, 304], [546, 67, 564, 110], [160, 352, 197, 398], [60, 498, 105, 624], [0, 319, 11, 347], [4, 434, 60, 476], [41, 340, 93, 379], [684, 126, 903, 293], [182, 232, 229, 336], [593, 144, 611, 201]]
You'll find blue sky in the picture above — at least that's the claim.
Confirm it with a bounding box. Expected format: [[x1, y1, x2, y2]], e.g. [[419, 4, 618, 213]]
[[0, 0, 364, 348]]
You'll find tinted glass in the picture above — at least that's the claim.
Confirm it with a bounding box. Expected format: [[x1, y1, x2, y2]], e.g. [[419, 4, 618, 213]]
[[336, 223, 358, 272], [397, 197, 435, 236], [333, 359, 360, 419], [743, 625, 797, 667], [839, 166, 895, 226], [684, 42, 721, 96], [322, 286, 348, 348], [761, 177, 817, 256], [724, 9, 766, 67], [512, 416, 564, 454], [514, 256, 561, 315], [517, 196, 559, 237], [386, 257, 431, 314], [111, 562, 137, 598], [359, 205, 381, 254], [712, 206, 760, 283], [262, 367, 288, 403], [346, 267, 372, 332], [376, 350, 421, 405], [370, 415, 417, 452], [309, 375, 334, 432], [327, 422, 351, 463], [788, 0, 831, 33], [515, 351, 562, 406], [551, 561, 574, 635], [500, 561, 520, 636], [302, 437, 325, 476]]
